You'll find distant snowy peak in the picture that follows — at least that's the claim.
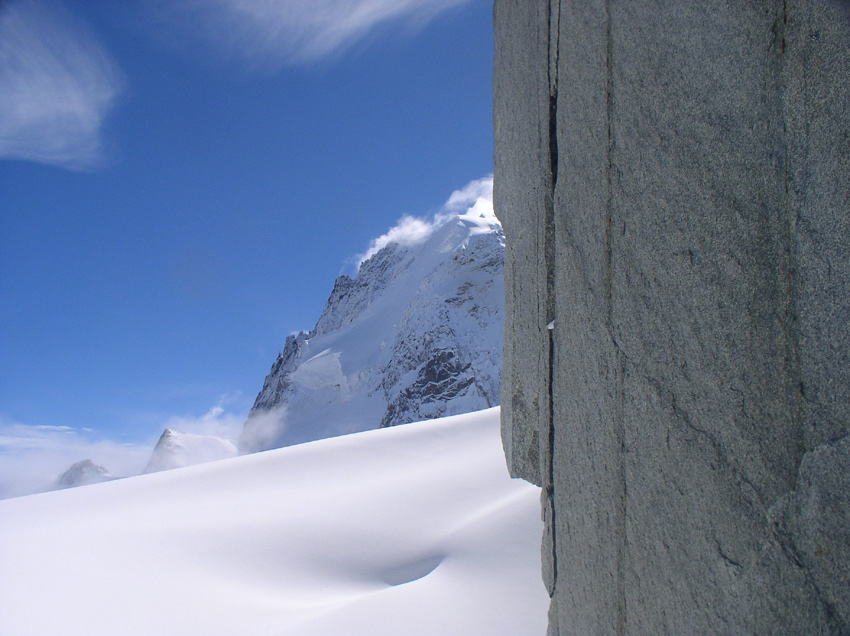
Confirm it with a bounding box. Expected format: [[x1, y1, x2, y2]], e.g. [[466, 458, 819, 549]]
[[144, 429, 237, 474], [240, 190, 505, 453], [55, 459, 113, 490]]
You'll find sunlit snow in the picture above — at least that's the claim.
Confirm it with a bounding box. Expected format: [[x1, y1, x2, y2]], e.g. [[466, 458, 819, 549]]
[[0, 407, 547, 636]]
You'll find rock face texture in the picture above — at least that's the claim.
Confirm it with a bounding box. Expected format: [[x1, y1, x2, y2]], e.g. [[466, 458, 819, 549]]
[[495, 1, 850, 634]]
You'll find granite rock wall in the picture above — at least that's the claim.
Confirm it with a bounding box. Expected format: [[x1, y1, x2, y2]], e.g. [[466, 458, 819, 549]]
[[495, 1, 850, 633]]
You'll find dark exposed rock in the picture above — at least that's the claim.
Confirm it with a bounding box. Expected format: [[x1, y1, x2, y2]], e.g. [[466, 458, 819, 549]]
[[250, 332, 307, 413], [381, 349, 476, 428]]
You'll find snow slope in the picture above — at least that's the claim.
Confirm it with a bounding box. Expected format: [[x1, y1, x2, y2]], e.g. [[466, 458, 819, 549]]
[[0, 407, 547, 636]]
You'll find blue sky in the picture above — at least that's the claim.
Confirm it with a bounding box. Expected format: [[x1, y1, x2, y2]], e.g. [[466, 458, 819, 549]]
[[0, 0, 494, 495]]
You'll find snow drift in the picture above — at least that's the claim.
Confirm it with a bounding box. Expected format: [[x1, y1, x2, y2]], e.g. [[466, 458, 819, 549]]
[[0, 407, 547, 636]]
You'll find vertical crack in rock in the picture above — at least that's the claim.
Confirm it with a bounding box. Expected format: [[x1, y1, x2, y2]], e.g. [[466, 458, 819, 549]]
[[547, 0, 560, 190], [603, 2, 614, 322], [546, 317, 557, 593], [545, 0, 559, 335], [543, 0, 561, 600]]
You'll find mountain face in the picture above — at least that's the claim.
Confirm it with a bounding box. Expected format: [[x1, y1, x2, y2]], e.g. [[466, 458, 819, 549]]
[[240, 210, 504, 452], [144, 429, 238, 474], [55, 459, 113, 489]]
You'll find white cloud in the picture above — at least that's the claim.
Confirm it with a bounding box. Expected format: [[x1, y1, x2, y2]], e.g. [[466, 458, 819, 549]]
[[357, 174, 493, 267], [159, 394, 247, 440], [0, 416, 149, 499], [162, 0, 476, 65], [444, 174, 494, 215], [357, 215, 436, 265], [238, 404, 288, 453], [0, 0, 123, 169], [0, 395, 249, 499]]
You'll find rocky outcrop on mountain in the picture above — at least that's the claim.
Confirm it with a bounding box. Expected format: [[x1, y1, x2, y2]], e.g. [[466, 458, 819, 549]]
[[378, 233, 503, 428], [240, 194, 503, 453], [143, 429, 237, 474], [495, 2, 850, 634], [55, 459, 113, 489], [313, 245, 407, 336]]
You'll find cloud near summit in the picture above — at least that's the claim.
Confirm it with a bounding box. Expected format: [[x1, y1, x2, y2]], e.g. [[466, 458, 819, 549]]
[[165, 0, 477, 65], [357, 175, 494, 267]]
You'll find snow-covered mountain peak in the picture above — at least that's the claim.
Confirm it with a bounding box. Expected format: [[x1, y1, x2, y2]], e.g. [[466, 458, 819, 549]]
[[240, 177, 503, 453], [55, 459, 113, 490], [144, 428, 237, 474]]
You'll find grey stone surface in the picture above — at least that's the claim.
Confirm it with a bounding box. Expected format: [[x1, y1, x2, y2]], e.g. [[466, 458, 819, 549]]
[[785, 2, 850, 450], [496, 0, 850, 634], [782, 436, 850, 626], [495, 0, 553, 488]]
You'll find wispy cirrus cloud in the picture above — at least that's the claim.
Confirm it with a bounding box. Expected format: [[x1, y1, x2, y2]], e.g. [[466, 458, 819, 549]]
[[161, 0, 477, 66], [0, 0, 123, 170]]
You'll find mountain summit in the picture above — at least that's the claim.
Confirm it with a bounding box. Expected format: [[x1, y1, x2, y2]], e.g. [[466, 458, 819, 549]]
[[240, 178, 503, 452], [55, 459, 113, 489], [144, 429, 237, 474]]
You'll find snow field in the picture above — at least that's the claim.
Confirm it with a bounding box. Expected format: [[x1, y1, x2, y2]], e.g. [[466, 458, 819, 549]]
[[0, 407, 548, 636]]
